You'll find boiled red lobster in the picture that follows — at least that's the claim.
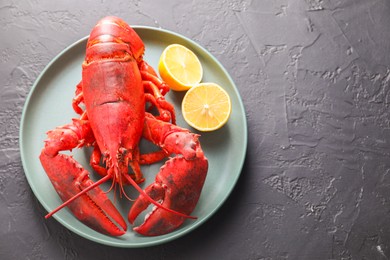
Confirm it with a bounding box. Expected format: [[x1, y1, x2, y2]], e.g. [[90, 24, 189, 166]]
[[39, 16, 208, 236]]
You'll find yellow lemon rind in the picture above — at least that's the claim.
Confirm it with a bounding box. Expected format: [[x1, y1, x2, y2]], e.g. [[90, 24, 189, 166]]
[[158, 44, 203, 91], [181, 83, 232, 132]]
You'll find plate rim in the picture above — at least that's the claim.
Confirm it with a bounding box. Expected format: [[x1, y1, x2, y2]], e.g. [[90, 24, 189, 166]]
[[19, 25, 248, 247]]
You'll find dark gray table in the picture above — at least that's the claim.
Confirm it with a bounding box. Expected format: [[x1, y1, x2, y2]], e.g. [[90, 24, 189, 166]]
[[2, 0, 390, 259]]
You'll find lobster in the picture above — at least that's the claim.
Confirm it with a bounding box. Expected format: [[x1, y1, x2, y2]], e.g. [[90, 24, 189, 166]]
[[39, 16, 208, 236]]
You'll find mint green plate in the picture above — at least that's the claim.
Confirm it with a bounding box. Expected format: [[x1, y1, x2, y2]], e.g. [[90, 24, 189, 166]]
[[20, 26, 247, 247]]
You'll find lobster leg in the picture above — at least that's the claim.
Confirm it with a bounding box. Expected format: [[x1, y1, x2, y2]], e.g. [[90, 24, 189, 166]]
[[90, 144, 106, 177], [128, 114, 208, 236], [144, 91, 175, 124], [140, 150, 168, 165], [39, 118, 127, 236], [139, 60, 170, 96], [72, 82, 84, 115], [140, 61, 175, 124]]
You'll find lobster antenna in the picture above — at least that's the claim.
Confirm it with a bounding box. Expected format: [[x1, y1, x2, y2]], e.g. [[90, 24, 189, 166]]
[[105, 170, 117, 194], [123, 174, 196, 220], [119, 181, 134, 201], [114, 165, 135, 202], [45, 174, 111, 219]]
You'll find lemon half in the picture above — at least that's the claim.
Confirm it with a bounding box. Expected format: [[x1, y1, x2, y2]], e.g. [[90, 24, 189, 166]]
[[182, 83, 232, 131], [158, 44, 203, 91]]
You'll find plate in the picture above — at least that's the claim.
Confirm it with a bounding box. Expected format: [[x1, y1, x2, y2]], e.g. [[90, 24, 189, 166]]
[[20, 26, 247, 247]]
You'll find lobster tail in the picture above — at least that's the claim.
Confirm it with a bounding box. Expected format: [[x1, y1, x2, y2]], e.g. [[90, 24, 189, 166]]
[[86, 16, 145, 63]]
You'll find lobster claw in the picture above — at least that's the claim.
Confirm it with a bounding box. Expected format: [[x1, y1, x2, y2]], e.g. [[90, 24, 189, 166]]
[[128, 115, 208, 236], [40, 152, 127, 236], [128, 155, 208, 236]]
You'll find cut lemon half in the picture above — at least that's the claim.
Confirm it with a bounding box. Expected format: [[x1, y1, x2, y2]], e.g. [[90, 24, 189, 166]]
[[182, 83, 232, 131], [158, 44, 203, 91]]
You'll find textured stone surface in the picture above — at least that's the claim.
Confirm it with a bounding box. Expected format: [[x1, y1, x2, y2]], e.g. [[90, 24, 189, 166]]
[[1, 0, 390, 259]]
